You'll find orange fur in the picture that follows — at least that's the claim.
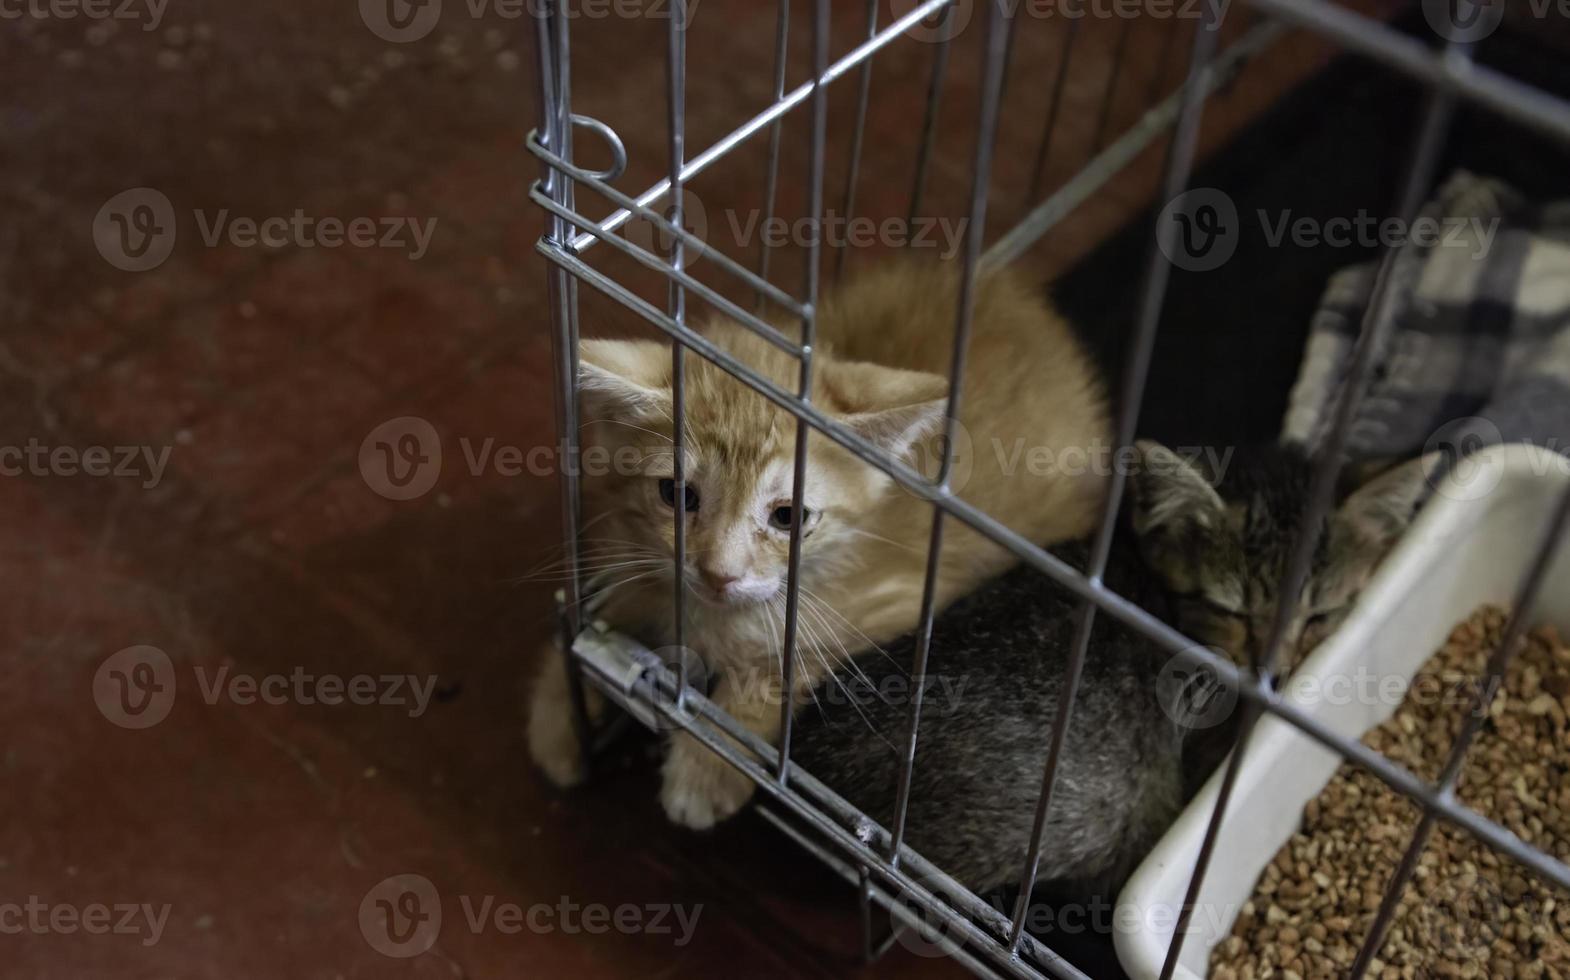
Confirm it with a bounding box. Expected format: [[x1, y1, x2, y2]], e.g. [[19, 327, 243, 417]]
[[527, 260, 1113, 827]]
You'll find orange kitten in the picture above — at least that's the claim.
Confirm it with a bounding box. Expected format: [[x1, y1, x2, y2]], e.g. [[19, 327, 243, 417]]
[[528, 260, 1112, 828]]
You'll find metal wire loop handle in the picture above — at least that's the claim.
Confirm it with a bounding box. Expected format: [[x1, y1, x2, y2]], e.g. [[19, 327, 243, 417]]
[[561, 113, 629, 183]]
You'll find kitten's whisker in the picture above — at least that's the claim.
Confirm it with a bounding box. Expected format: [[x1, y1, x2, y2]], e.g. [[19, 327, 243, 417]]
[[518, 540, 711, 585], [843, 527, 923, 555], [806, 605, 886, 704], [575, 567, 665, 603], [519, 559, 667, 583], [774, 595, 823, 717], [792, 599, 899, 749], [517, 535, 661, 576], [800, 588, 905, 678], [801, 622, 887, 747], [580, 418, 673, 443]]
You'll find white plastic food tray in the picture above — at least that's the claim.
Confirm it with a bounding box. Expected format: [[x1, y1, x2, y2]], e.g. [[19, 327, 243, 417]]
[[1116, 443, 1570, 980]]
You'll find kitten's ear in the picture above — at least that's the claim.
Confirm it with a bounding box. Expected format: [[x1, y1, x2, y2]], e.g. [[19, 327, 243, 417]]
[[1335, 451, 1437, 548], [1127, 440, 1226, 538], [821, 361, 949, 462], [577, 338, 671, 420]]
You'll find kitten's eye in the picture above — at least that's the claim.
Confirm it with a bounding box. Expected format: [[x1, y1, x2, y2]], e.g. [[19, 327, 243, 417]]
[[1303, 610, 1336, 636], [658, 478, 699, 512], [770, 503, 811, 531], [1197, 596, 1243, 619]]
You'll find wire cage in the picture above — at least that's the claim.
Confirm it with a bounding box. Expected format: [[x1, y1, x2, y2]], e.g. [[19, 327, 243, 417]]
[[529, 1, 1570, 977]]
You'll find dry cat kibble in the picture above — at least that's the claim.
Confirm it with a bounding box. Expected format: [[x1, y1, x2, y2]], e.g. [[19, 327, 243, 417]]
[[1210, 606, 1570, 980]]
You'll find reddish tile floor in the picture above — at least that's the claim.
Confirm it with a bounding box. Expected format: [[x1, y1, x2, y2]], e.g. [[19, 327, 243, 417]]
[[2, 2, 1400, 978]]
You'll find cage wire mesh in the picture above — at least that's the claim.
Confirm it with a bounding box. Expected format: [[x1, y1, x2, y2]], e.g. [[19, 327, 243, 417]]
[[529, 1, 1570, 977]]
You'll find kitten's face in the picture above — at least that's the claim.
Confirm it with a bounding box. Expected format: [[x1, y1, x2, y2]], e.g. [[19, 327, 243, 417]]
[[574, 326, 946, 608], [1130, 443, 1432, 669]]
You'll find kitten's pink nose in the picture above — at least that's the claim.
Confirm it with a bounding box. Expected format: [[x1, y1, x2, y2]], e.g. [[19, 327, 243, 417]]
[[699, 569, 740, 594]]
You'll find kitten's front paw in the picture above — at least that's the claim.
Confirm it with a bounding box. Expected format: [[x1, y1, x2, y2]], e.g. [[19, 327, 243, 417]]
[[660, 736, 756, 830]]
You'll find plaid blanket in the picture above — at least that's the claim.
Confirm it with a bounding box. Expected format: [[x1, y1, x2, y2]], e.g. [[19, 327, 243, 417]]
[[1281, 171, 1570, 462]]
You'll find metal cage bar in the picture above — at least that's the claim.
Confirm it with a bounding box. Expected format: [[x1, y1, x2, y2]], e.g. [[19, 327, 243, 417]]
[[1025, 15, 1082, 204], [536, 215, 1570, 889], [833, 0, 880, 281], [754, 0, 791, 309], [530, 0, 1570, 976], [905, 3, 954, 227], [888, 0, 1014, 871], [666, 0, 690, 684], [533, 0, 594, 778], [773, 0, 829, 787], [567, 0, 953, 253], [1157, 31, 1477, 977], [1010, 2, 1225, 955]]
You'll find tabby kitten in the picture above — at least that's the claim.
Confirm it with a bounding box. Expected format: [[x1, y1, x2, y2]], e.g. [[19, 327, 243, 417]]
[[527, 260, 1112, 828], [792, 538, 1190, 895], [1127, 441, 1436, 671], [790, 441, 1433, 894]]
